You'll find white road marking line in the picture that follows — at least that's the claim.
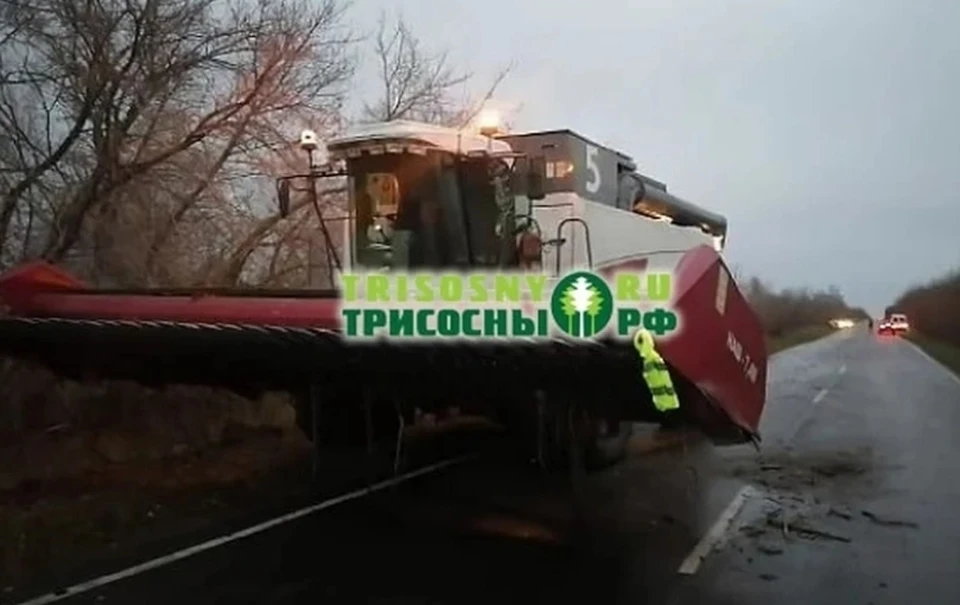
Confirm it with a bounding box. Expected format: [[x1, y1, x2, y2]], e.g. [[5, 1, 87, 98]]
[[677, 485, 756, 575], [12, 454, 478, 605], [784, 388, 831, 443], [839, 364, 846, 375], [903, 339, 960, 388]]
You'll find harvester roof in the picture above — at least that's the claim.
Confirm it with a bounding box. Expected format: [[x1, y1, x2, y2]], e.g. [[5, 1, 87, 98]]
[[326, 120, 512, 157]]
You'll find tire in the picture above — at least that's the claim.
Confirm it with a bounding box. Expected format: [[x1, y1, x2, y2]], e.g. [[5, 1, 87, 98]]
[[293, 391, 386, 449], [293, 390, 313, 439], [584, 420, 634, 470]]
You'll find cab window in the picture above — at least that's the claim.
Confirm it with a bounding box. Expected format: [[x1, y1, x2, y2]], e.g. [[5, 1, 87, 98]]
[[349, 153, 442, 270]]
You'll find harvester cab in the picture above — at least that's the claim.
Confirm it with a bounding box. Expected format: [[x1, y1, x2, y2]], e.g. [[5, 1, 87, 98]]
[[275, 117, 548, 280]]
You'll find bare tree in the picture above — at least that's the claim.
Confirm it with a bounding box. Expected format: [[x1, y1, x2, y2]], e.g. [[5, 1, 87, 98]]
[[361, 10, 514, 127], [0, 0, 356, 286], [892, 267, 960, 345], [742, 274, 866, 337]]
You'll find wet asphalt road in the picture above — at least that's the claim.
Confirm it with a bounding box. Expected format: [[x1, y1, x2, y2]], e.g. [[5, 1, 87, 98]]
[[13, 326, 960, 605]]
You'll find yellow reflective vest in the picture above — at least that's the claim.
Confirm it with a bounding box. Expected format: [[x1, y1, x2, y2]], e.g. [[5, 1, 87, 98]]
[[633, 329, 681, 412]]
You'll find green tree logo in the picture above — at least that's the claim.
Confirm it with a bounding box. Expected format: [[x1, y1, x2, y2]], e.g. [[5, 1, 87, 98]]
[[550, 271, 614, 338]]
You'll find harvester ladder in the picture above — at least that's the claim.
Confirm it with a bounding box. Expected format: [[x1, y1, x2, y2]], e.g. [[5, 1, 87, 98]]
[[547, 217, 594, 276]]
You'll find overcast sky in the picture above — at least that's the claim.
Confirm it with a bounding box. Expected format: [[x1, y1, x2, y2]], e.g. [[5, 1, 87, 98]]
[[348, 0, 960, 316]]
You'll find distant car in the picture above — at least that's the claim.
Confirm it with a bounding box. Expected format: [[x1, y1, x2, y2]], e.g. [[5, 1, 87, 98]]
[[877, 320, 896, 336], [888, 313, 909, 334]]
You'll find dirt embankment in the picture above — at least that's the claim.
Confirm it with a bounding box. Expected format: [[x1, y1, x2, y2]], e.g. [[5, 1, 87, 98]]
[[0, 362, 311, 590], [0, 362, 300, 485]]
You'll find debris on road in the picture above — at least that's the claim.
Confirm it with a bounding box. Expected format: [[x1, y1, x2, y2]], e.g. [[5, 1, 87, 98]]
[[861, 510, 919, 529], [724, 447, 874, 493], [756, 542, 784, 555], [811, 459, 868, 478], [828, 506, 853, 520], [732, 492, 854, 549], [765, 509, 851, 543]]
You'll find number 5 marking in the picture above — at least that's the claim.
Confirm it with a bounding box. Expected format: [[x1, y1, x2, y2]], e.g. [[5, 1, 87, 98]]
[[585, 144, 601, 193]]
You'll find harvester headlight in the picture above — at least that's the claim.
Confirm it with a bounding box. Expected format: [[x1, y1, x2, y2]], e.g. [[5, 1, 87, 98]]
[[299, 129, 319, 152], [477, 109, 503, 137]]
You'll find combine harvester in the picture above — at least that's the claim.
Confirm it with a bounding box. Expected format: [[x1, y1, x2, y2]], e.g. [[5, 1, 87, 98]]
[[0, 115, 768, 480]]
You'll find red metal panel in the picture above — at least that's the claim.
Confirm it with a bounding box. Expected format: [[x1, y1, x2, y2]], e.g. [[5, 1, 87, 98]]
[[0, 262, 341, 329], [657, 245, 767, 434], [594, 248, 767, 434], [0, 254, 769, 435]]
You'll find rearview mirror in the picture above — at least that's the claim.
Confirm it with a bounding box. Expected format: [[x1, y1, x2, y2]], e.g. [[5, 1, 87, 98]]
[[527, 156, 546, 201], [276, 178, 291, 217]]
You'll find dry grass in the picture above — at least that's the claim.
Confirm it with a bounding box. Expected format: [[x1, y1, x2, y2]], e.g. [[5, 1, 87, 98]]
[[905, 333, 960, 378], [742, 277, 868, 340], [891, 268, 960, 347], [0, 428, 311, 588], [890, 267, 959, 378], [767, 324, 836, 355], [0, 362, 310, 587]]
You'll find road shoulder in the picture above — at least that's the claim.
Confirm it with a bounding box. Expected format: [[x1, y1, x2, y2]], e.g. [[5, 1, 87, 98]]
[[903, 333, 960, 381]]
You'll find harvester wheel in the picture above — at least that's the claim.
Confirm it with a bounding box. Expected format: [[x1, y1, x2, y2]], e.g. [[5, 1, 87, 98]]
[[520, 395, 632, 474], [380, 391, 634, 475], [293, 389, 398, 450], [584, 420, 634, 470], [294, 388, 313, 438], [568, 406, 589, 529]]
